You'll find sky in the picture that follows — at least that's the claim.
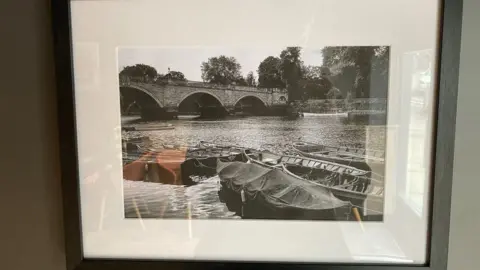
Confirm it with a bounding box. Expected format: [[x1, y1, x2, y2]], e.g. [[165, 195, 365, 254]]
[[117, 46, 324, 81]]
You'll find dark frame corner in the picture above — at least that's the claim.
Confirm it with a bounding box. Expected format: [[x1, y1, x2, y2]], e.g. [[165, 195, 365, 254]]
[[51, 0, 464, 269]]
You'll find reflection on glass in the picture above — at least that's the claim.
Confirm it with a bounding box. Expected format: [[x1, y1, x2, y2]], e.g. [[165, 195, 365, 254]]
[[403, 49, 434, 215]]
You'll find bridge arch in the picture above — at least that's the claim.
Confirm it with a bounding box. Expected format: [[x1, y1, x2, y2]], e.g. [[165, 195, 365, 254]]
[[177, 91, 225, 108], [120, 85, 164, 108], [233, 95, 269, 116], [120, 86, 166, 120], [234, 95, 268, 108], [177, 91, 227, 118]]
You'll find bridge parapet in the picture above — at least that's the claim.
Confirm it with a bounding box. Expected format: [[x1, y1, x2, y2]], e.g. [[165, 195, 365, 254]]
[[165, 80, 284, 93], [120, 75, 286, 94]]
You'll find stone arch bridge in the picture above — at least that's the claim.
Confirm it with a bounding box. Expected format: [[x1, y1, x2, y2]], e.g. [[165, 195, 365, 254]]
[[120, 77, 288, 120]]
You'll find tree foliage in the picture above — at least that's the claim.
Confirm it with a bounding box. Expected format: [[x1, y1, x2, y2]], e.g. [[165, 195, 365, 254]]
[[236, 77, 249, 86], [279, 47, 303, 82], [279, 47, 304, 102], [322, 46, 389, 70], [201, 56, 244, 85], [257, 56, 285, 88], [257, 48, 338, 101], [245, 71, 256, 87], [299, 65, 334, 99], [119, 64, 158, 81], [157, 70, 187, 81], [303, 66, 331, 80], [321, 46, 389, 98]]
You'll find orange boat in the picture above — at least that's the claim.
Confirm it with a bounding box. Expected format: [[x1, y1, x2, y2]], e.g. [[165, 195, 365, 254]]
[[122, 148, 187, 185]]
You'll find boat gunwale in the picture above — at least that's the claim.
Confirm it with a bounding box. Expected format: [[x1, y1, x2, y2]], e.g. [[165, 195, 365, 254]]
[[242, 149, 370, 176], [292, 141, 385, 163], [241, 149, 384, 201], [282, 164, 384, 202]]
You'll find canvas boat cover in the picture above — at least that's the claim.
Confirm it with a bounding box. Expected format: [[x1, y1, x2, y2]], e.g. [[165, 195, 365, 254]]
[[216, 161, 351, 211]]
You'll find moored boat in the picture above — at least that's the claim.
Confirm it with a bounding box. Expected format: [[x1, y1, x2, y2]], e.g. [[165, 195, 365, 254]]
[[181, 142, 247, 181], [216, 159, 353, 220], [122, 149, 187, 185], [243, 149, 370, 177], [121, 140, 247, 185], [282, 163, 384, 206], [242, 148, 384, 215], [122, 123, 175, 131], [187, 141, 246, 159], [291, 141, 385, 175]]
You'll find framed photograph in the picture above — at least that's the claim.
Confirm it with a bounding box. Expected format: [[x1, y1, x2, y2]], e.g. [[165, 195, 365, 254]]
[[52, 0, 463, 269]]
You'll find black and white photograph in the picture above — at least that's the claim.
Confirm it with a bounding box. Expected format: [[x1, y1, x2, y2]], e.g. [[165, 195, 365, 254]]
[[120, 46, 390, 221], [51, 0, 460, 265]]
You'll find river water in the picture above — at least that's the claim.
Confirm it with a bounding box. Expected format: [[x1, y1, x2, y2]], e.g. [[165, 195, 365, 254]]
[[123, 114, 386, 219]]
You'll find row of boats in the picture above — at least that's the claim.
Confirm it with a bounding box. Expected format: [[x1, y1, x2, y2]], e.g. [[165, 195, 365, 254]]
[[121, 137, 385, 220], [184, 141, 385, 221]]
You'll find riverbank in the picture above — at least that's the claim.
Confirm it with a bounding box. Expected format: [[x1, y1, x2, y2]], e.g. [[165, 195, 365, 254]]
[[121, 111, 351, 122]]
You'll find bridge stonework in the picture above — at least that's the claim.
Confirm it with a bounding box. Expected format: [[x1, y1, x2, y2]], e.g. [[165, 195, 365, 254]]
[[120, 80, 288, 113]]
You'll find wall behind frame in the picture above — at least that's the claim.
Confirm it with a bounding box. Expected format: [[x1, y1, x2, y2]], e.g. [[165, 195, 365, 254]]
[[448, 0, 480, 269], [0, 0, 65, 270]]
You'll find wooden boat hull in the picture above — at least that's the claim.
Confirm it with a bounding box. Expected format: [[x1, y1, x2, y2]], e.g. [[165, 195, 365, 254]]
[[293, 142, 385, 160], [187, 141, 246, 159], [181, 142, 248, 183], [122, 141, 245, 185], [122, 124, 175, 131], [182, 154, 244, 181], [292, 141, 385, 175], [241, 149, 383, 214], [217, 186, 352, 220], [122, 149, 187, 185], [298, 151, 376, 173], [283, 163, 384, 209], [216, 160, 353, 221], [242, 149, 370, 177]]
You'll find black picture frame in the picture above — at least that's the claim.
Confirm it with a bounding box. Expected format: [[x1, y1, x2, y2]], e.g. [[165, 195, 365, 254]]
[[51, 0, 464, 269]]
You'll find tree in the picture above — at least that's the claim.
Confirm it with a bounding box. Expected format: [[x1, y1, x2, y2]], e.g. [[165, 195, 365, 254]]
[[245, 71, 256, 87], [119, 64, 158, 82], [326, 87, 343, 99], [303, 65, 331, 80], [279, 47, 304, 102], [257, 56, 285, 88], [297, 65, 335, 99], [201, 55, 244, 85], [157, 70, 187, 81], [321, 46, 389, 98], [298, 65, 334, 99], [236, 77, 249, 86]]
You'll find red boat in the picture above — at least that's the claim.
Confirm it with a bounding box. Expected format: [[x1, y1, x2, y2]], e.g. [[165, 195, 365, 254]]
[[122, 149, 187, 185]]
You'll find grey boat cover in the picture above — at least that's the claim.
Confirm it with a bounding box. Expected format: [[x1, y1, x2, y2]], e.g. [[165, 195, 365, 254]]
[[216, 160, 350, 210]]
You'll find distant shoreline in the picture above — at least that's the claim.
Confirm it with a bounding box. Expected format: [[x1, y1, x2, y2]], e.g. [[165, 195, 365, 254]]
[[120, 111, 351, 122]]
